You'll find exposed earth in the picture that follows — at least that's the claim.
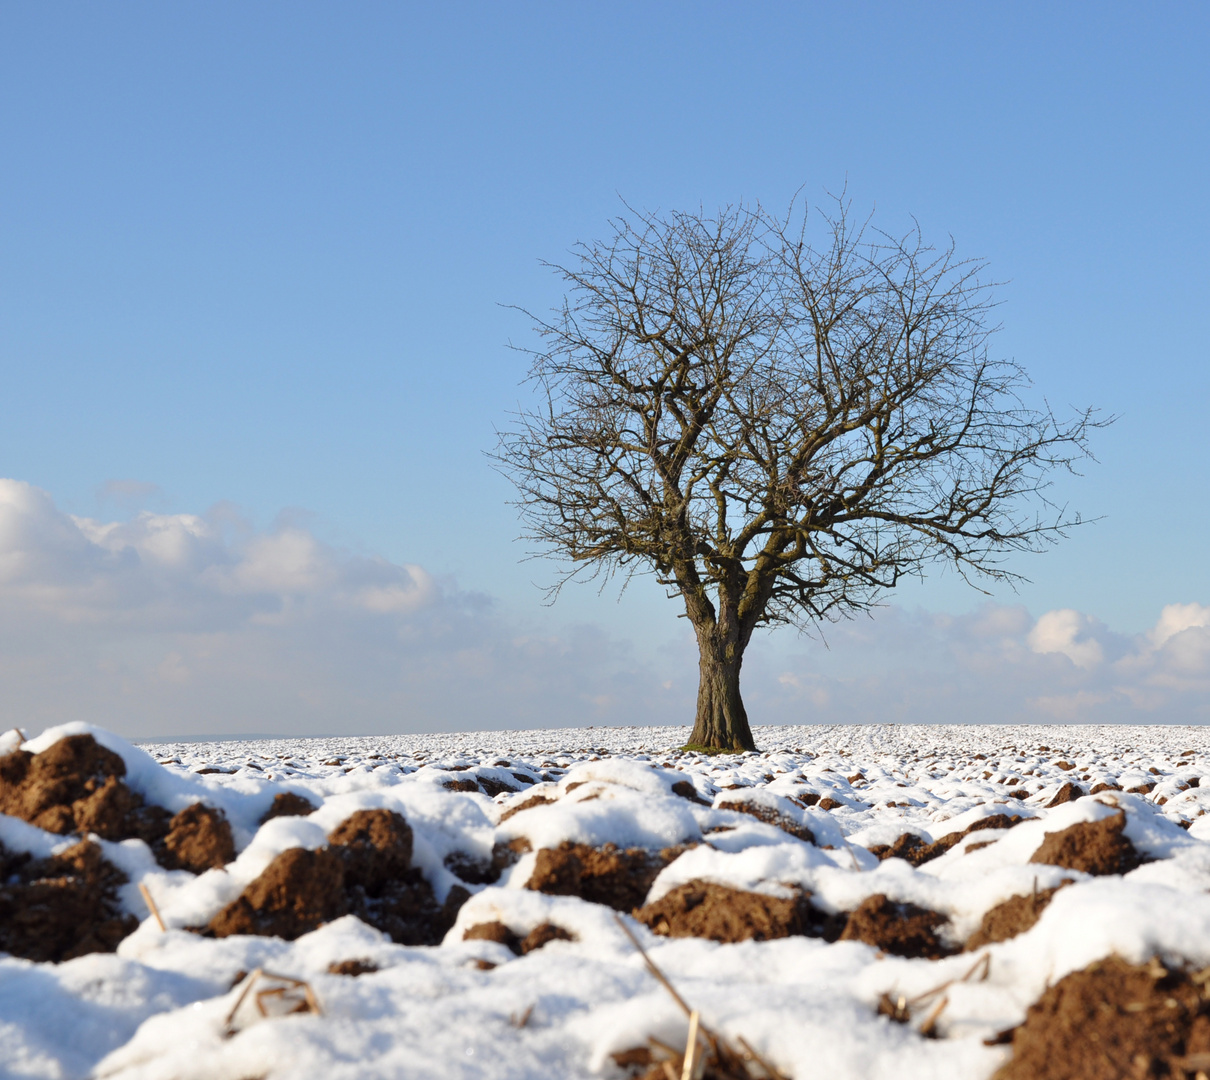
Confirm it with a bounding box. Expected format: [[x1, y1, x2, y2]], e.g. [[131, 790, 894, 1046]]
[[3, 721, 1210, 1079]]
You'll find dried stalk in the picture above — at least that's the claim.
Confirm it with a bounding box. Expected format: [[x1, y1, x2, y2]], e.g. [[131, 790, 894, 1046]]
[[137, 882, 166, 932], [613, 915, 788, 1080]]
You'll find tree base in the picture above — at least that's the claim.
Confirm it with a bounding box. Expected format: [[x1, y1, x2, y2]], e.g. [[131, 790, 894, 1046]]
[[679, 742, 752, 756]]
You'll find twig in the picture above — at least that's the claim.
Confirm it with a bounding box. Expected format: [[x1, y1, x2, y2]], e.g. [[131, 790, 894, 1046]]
[[222, 968, 322, 1036], [224, 968, 264, 1030], [918, 994, 949, 1037], [138, 882, 166, 932], [511, 1004, 534, 1029], [681, 1010, 701, 1080], [613, 915, 693, 1017], [614, 914, 788, 1080], [907, 951, 991, 1008], [736, 1035, 790, 1080]]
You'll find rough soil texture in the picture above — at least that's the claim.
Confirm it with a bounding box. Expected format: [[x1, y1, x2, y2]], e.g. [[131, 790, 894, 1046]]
[[525, 842, 686, 911], [259, 792, 317, 824], [1029, 811, 1144, 876], [1045, 782, 1086, 808], [868, 814, 1025, 867], [445, 837, 531, 885], [966, 883, 1069, 950], [0, 734, 237, 875], [0, 734, 171, 843], [327, 959, 378, 976], [462, 920, 575, 955], [156, 803, 235, 874], [671, 780, 711, 806], [716, 800, 815, 843], [0, 839, 138, 962], [992, 955, 1210, 1080], [328, 808, 413, 888], [497, 793, 556, 824], [209, 846, 348, 940], [635, 880, 842, 944], [837, 893, 952, 959], [208, 809, 465, 945]]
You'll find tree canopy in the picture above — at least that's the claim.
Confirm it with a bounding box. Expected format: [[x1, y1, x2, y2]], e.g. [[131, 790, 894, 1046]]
[[496, 198, 1100, 750]]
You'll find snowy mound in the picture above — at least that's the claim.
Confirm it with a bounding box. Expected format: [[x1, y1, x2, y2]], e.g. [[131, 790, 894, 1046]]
[[2, 721, 1210, 1079]]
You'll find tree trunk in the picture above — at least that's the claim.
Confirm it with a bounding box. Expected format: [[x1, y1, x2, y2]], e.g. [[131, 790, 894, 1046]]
[[687, 633, 756, 752]]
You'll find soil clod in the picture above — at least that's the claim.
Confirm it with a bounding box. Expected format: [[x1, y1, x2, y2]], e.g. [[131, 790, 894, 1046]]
[[716, 800, 815, 843], [636, 879, 841, 944], [327, 958, 379, 976], [1029, 811, 1143, 876], [838, 893, 952, 959], [1045, 782, 1085, 808], [0, 733, 171, 844], [208, 809, 465, 945], [526, 842, 685, 911], [992, 955, 1210, 1080], [157, 802, 236, 874], [0, 839, 138, 962], [965, 882, 1070, 949], [0, 734, 238, 874], [259, 792, 317, 824], [869, 814, 1025, 866]]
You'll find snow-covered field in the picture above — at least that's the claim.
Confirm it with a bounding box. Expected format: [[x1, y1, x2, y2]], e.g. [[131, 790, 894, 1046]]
[[4, 721, 1210, 1079]]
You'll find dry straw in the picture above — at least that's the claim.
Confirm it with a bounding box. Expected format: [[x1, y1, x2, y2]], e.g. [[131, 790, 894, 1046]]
[[613, 915, 788, 1080]]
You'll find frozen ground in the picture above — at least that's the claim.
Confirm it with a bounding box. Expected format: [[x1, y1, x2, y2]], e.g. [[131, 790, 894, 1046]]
[[4, 721, 1210, 1079]]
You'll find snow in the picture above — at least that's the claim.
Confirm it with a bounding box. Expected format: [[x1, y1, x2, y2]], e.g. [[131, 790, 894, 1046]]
[[4, 720, 1210, 1078]]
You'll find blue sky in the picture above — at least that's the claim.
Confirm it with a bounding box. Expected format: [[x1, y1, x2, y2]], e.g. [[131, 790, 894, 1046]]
[[1, 3, 1207, 736]]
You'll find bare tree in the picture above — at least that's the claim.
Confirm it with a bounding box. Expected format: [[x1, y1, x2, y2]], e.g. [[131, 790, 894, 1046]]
[[495, 199, 1100, 751]]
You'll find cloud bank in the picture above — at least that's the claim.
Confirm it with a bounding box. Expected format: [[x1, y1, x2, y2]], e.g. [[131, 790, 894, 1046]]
[[0, 478, 1206, 738]]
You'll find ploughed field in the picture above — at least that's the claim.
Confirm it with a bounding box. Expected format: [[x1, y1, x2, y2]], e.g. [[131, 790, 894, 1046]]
[[4, 723, 1210, 1079]]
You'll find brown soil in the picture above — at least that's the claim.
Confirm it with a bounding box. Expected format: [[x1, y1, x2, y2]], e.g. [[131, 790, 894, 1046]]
[[0, 734, 237, 875], [442, 777, 480, 793], [0, 734, 171, 843], [497, 793, 556, 823], [671, 780, 711, 806], [521, 922, 574, 952], [157, 803, 235, 874], [635, 880, 842, 944], [463, 920, 520, 952], [0, 839, 139, 962], [461, 920, 575, 955], [1045, 782, 1085, 808], [476, 774, 521, 798], [966, 883, 1070, 949], [1029, 812, 1144, 876], [328, 808, 413, 888], [525, 842, 687, 911], [869, 814, 1025, 867], [715, 800, 815, 843], [445, 837, 531, 885], [992, 955, 1210, 1080], [1090, 782, 1121, 795], [207, 809, 467, 945], [209, 846, 348, 940], [327, 958, 378, 976], [837, 893, 952, 959], [259, 792, 317, 824]]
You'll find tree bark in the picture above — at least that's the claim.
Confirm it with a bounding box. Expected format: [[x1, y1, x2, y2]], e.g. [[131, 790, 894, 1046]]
[[688, 631, 756, 752]]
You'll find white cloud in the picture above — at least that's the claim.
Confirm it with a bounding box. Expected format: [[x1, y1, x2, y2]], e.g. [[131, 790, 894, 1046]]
[[1, 477, 1209, 739], [0, 479, 682, 737], [1149, 602, 1210, 650], [1027, 608, 1105, 669]]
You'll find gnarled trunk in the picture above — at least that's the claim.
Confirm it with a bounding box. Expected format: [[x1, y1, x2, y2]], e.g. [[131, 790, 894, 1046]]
[[687, 631, 756, 752]]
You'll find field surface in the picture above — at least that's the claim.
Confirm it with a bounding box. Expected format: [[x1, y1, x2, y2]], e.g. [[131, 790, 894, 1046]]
[[4, 721, 1210, 1079]]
